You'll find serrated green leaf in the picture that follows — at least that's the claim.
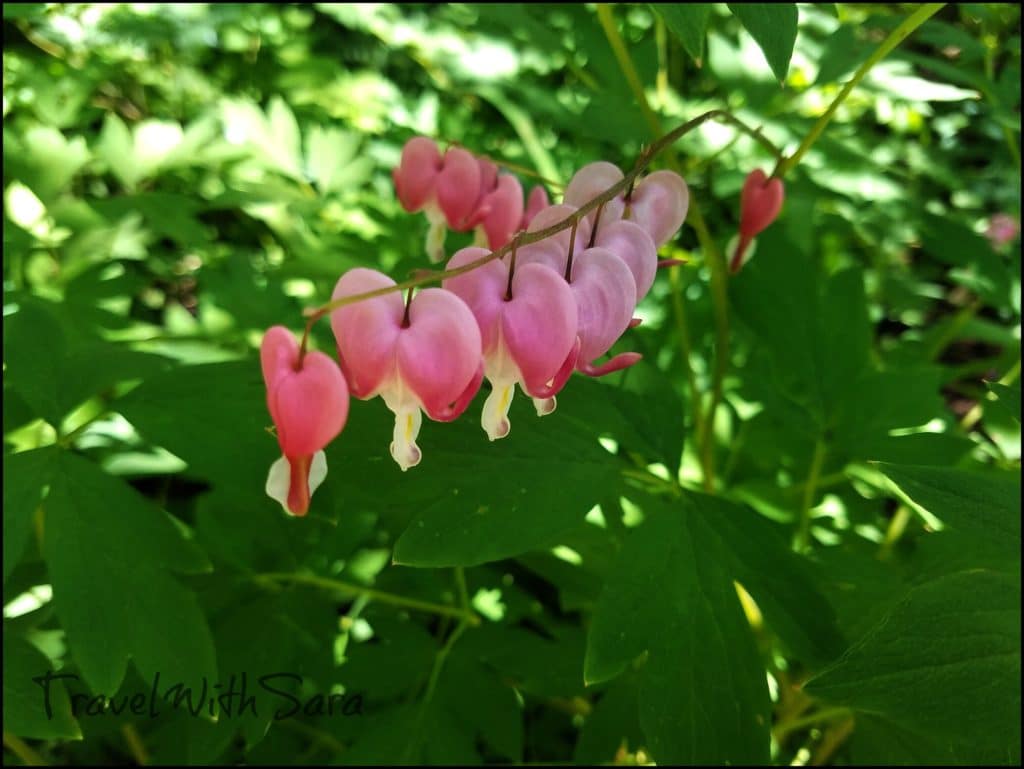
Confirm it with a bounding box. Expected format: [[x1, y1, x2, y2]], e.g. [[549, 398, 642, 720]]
[[727, 3, 798, 82], [693, 493, 845, 665], [807, 569, 1021, 763], [653, 4, 713, 61], [3, 632, 82, 739], [115, 359, 277, 489], [876, 463, 1021, 563], [3, 448, 58, 582], [584, 497, 770, 764], [43, 452, 216, 695], [388, 380, 621, 567]]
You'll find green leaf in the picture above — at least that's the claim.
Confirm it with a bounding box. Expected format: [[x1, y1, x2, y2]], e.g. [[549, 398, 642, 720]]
[[116, 359, 277, 489], [43, 452, 216, 695], [574, 678, 645, 764], [807, 569, 1021, 763], [3, 448, 58, 582], [732, 240, 871, 427], [584, 496, 770, 764], [694, 493, 845, 665], [653, 4, 713, 61], [876, 463, 1021, 563], [389, 382, 621, 567], [988, 382, 1021, 423], [3, 632, 82, 739], [4, 298, 170, 427], [727, 3, 798, 82]]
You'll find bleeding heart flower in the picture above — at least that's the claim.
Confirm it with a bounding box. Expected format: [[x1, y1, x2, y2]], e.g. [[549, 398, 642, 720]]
[[444, 247, 580, 439], [626, 170, 690, 247], [563, 161, 627, 225], [732, 168, 784, 272], [261, 326, 350, 516], [521, 185, 550, 230], [567, 247, 641, 377], [393, 138, 483, 262], [330, 269, 483, 471], [467, 174, 525, 251], [521, 203, 592, 266], [591, 219, 658, 303]]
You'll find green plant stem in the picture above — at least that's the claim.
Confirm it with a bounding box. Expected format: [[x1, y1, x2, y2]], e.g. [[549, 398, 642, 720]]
[[405, 619, 470, 762], [669, 265, 703, 457], [596, 2, 730, 492], [879, 504, 913, 559], [120, 724, 149, 766], [3, 732, 47, 766], [775, 3, 946, 177], [255, 572, 480, 626], [795, 438, 827, 552], [773, 706, 853, 742]]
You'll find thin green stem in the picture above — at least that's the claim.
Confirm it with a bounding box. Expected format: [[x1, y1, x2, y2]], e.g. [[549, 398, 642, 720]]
[[773, 705, 853, 742], [3, 732, 47, 766], [879, 504, 913, 560], [669, 265, 703, 459], [775, 3, 946, 177], [597, 2, 730, 492], [795, 437, 828, 552], [405, 619, 469, 762], [255, 572, 480, 626]]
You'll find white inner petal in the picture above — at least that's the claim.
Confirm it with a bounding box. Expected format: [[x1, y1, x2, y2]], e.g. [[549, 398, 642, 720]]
[[390, 407, 423, 471], [533, 396, 557, 416], [265, 454, 291, 513], [307, 450, 328, 497], [482, 381, 516, 441]]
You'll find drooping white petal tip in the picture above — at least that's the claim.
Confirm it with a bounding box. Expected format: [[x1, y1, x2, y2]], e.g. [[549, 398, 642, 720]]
[[390, 408, 423, 471], [482, 382, 515, 441], [265, 451, 328, 516], [533, 396, 557, 417]]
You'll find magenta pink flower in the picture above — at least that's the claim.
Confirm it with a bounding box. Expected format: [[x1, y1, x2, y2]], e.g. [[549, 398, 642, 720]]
[[467, 174, 525, 251], [627, 171, 690, 247], [393, 138, 483, 262], [261, 326, 350, 516], [563, 162, 689, 248], [731, 169, 784, 273], [521, 185, 550, 230], [565, 247, 641, 377], [444, 247, 580, 439], [564, 161, 628, 225], [986, 213, 1019, 248], [330, 269, 483, 470], [591, 219, 658, 303]]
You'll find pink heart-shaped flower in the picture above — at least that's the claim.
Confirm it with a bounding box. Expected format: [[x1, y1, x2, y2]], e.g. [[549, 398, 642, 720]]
[[740, 169, 784, 239], [592, 219, 658, 303], [569, 247, 641, 376], [445, 247, 579, 439], [628, 170, 689, 247], [393, 137, 442, 213], [436, 147, 483, 230], [563, 161, 627, 224], [330, 269, 483, 470], [260, 326, 349, 516], [468, 174, 525, 250]]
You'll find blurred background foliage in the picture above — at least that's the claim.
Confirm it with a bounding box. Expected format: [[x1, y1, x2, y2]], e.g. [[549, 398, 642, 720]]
[[3, 3, 1020, 766]]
